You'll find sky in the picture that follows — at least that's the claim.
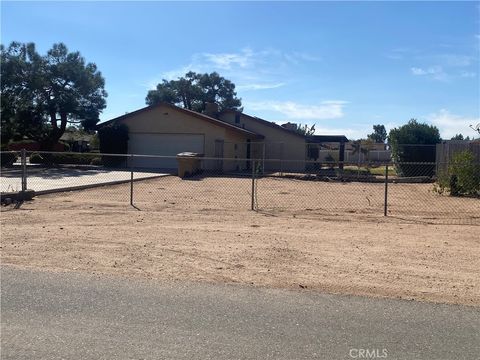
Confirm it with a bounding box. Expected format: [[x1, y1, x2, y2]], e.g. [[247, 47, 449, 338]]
[[1, 1, 479, 140]]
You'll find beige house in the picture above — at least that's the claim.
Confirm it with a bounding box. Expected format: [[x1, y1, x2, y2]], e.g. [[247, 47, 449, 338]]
[[102, 102, 329, 172], [218, 110, 307, 171], [102, 102, 263, 171]]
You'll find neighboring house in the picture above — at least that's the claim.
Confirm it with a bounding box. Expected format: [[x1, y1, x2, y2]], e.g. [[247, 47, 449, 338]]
[[305, 138, 391, 164], [100, 102, 348, 172], [60, 131, 93, 152], [343, 141, 391, 163], [305, 135, 348, 168], [344, 142, 386, 151]]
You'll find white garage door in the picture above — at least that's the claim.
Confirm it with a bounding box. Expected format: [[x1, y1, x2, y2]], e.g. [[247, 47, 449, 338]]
[[128, 133, 205, 169]]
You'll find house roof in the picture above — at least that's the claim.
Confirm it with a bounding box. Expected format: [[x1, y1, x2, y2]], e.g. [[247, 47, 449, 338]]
[[98, 102, 264, 139], [306, 135, 349, 143], [60, 131, 93, 142], [220, 109, 307, 139]]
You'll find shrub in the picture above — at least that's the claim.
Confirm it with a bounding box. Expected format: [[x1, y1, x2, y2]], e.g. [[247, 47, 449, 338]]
[[60, 142, 71, 152], [388, 119, 441, 177], [29, 153, 95, 165], [435, 150, 480, 196], [7, 140, 66, 152], [324, 153, 338, 169], [98, 123, 129, 167], [90, 157, 102, 166], [1, 149, 18, 167], [90, 133, 100, 151], [28, 153, 41, 164]]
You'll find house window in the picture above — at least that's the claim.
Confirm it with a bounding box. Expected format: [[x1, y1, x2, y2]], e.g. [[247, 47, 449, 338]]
[[235, 113, 241, 124]]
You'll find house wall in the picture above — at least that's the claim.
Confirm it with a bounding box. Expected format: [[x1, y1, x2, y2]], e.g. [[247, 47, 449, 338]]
[[218, 131, 250, 171], [118, 104, 252, 171], [219, 112, 306, 172]]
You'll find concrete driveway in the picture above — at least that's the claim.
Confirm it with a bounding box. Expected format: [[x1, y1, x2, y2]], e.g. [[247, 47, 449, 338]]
[[1, 166, 166, 193], [2, 266, 479, 360]]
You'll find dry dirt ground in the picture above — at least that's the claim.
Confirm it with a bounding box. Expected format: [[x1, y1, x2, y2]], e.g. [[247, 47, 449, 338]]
[[1, 176, 479, 306]]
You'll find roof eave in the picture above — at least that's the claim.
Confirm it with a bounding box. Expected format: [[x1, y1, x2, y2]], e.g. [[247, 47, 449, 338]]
[[97, 102, 263, 139], [219, 109, 306, 139]]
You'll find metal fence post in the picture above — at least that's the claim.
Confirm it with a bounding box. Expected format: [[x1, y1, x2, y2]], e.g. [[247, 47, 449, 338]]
[[280, 142, 284, 176], [262, 143, 266, 174], [251, 160, 255, 210], [384, 164, 389, 216], [130, 154, 134, 206], [21, 148, 27, 195]]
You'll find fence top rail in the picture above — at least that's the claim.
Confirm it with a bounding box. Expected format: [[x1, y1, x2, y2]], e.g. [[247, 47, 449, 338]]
[[7, 150, 455, 167], [5, 149, 476, 167]]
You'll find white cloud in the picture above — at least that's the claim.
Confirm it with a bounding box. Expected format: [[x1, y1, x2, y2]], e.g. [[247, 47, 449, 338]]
[[385, 53, 403, 60], [145, 47, 321, 91], [411, 67, 428, 75], [426, 109, 480, 139], [460, 71, 476, 78], [410, 66, 447, 81], [160, 65, 198, 81], [292, 52, 322, 62], [283, 51, 321, 64], [311, 126, 365, 139], [236, 82, 286, 91], [246, 100, 348, 120], [438, 54, 473, 67], [384, 47, 413, 60], [202, 48, 254, 70], [409, 51, 478, 81]]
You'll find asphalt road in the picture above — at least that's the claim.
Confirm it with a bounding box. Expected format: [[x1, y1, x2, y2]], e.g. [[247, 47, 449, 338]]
[[1, 266, 479, 360]]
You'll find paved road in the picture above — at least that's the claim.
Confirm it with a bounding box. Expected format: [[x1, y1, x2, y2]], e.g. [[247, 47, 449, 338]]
[[1, 167, 164, 193], [1, 266, 479, 360]]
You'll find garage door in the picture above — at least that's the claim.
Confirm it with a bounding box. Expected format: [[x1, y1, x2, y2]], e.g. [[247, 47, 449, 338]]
[[128, 133, 205, 169]]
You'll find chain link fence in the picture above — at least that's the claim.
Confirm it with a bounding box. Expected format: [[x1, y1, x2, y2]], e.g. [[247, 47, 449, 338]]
[[1, 149, 478, 224], [254, 159, 479, 224]]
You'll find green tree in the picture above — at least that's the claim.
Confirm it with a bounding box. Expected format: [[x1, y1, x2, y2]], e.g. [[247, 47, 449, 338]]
[[451, 134, 471, 141], [351, 138, 374, 176], [435, 150, 480, 197], [1, 42, 107, 149], [388, 119, 441, 177], [146, 71, 242, 113], [296, 124, 316, 136], [367, 124, 387, 143], [351, 139, 374, 160]]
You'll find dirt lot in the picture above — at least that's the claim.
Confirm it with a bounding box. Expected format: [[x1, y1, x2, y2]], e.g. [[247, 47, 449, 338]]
[[2, 176, 479, 306]]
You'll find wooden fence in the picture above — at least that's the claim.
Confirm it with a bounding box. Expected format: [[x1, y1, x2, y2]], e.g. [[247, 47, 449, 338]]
[[435, 141, 480, 175]]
